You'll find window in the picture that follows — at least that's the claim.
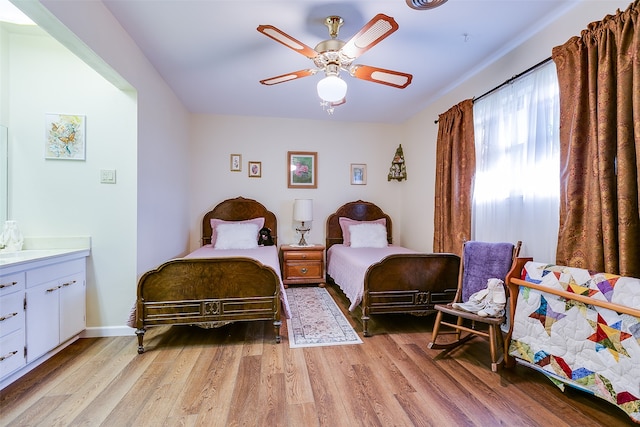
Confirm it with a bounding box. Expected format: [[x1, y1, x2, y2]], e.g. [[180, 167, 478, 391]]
[[472, 61, 560, 262]]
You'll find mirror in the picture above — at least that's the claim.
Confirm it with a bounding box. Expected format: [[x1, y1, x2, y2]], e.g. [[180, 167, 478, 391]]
[[0, 125, 7, 225]]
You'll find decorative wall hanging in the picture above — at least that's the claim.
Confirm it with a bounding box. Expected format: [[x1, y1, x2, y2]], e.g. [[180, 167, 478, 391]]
[[248, 161, 262, 177], [44, 113, 86, 160], [351, 164, 367, 185], [230, 154, 242, 171], [288, 151, 317, 188], [388, 144, 407, 181]]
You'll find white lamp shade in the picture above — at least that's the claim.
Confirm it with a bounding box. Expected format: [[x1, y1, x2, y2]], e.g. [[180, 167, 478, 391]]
[[293, 199, 313, 222], [317, 75, 347, 103]]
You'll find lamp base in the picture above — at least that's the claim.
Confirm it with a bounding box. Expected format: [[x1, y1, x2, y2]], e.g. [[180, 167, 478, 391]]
[[296, 225, 310, 246]]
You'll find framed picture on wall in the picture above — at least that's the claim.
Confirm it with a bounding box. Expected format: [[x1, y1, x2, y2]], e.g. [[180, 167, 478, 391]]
[[350, 163, 367, 185], [44, 113, 86, 160], [287, 151, 317, 188], [230, 154, 242, 171], [248, 161, 262, 177]]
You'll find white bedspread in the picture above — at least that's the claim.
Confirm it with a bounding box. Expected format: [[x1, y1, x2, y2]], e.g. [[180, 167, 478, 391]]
[[185, 245, 291, 318], [327, 244, 417, 311]]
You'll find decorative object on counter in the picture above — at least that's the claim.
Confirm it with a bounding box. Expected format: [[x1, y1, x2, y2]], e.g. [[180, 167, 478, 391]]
[[388, 144, 407, 181], [293, 198, 313, 246], [44, 113, 86, 160], [0, 220, 24, 252]]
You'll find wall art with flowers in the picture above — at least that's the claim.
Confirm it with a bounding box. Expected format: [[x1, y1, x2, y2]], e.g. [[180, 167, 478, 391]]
[[287, 151, 317, 189]]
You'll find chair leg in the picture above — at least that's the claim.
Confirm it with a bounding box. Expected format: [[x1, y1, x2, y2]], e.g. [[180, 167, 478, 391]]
[[427, 311, 444, 348], [489, 324, 504, 372]]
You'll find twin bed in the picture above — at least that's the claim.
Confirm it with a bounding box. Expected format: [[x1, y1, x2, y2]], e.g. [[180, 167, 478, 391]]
[[134, 197, 289, 353], [134, 197, 460, 351], [325, 200, 460, 336]]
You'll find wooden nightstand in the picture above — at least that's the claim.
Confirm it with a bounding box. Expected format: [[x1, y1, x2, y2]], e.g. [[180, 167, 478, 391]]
[[279, 244, 325, 286]]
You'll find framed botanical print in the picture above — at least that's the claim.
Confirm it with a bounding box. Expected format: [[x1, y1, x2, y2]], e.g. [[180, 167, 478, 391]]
[[287, 151, 317, 189], [248, 161, 262, 177], [230, 154, 241, 171], [350, 163, 366, 185]]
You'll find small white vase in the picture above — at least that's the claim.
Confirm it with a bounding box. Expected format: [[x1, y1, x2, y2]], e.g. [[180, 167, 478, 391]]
[[0, 220, 24, 252]]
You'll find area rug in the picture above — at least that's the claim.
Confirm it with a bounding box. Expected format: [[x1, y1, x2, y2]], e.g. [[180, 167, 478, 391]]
[[286, 286, 363, 348]]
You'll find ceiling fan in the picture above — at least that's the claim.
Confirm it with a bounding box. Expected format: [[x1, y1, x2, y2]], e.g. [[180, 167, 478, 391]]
[[257, 14, 413, 111]]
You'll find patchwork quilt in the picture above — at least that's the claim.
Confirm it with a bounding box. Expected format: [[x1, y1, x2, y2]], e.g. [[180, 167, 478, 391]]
[[509, 262, 640, 423]]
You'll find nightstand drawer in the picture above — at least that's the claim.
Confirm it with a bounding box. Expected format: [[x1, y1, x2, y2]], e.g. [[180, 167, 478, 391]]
[[283, 251, 323, 262], [283, 262, 323, 281]]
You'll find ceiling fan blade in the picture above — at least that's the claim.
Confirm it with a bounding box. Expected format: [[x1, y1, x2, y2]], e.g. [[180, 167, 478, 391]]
[[340, 14, 399, 60], [350, 65, 413, 89], [257, 25, 319, 59], [259, 69, 317, 86]]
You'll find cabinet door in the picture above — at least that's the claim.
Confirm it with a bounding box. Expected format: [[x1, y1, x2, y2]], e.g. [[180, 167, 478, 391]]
[[59, 272, 85, 342], [26, 281, 60, 362]]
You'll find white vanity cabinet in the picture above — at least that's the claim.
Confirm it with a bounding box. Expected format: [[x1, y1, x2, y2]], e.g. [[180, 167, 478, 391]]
[[25, 259, 86, 362], [0, 272, 26, 379], [0, 247, 89, 389]]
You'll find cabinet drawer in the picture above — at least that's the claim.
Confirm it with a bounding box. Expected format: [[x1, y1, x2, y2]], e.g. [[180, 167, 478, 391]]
[[0, 329, 26, 379], [26, 258, 85, 288], [283, 251, 323, 261], [0, 292, 24, 337], [0, 272, 25, 297], [284, 262, 323, 280]]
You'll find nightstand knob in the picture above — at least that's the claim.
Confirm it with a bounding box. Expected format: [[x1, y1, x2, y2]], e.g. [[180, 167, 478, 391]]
[[301, 268, 308, 274]]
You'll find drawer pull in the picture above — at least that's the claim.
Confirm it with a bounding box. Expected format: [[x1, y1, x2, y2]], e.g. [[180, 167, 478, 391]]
[[46, 286, 61, 293], [0, 281, 17, 289], [0, 312, 18, 322], [62, 280, 77, 287], [301, 268, 308, 274], [0, 350, 18, 362]]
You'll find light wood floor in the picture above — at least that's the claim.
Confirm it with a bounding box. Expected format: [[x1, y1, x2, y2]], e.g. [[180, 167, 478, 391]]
[[1, 284, 634, 426]]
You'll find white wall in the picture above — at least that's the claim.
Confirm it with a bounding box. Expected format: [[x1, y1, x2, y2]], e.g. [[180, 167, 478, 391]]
[[7, 26, 137, 328], [189, 114, 405, 249], [399, 0, 632, 255]]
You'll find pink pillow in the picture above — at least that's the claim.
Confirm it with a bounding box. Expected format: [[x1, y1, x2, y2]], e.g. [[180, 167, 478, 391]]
[[210, 217, 264, 246], [338, 217, 387, 246]]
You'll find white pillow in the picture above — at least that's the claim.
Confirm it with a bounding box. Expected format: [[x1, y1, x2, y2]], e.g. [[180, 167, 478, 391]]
[[348, 223, 388, 248], [214, 223, 259, 249]]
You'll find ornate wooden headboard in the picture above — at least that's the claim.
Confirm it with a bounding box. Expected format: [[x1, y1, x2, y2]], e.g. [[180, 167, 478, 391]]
[[202, 196, 277, 246], [325, 200, 393, 250]]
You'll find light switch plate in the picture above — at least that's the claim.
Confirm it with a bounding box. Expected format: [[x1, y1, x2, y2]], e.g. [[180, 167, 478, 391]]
[[100, 169, 116, 184]]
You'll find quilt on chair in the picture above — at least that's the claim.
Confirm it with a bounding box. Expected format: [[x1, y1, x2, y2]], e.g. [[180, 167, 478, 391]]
[[509, 262, 640, 423]]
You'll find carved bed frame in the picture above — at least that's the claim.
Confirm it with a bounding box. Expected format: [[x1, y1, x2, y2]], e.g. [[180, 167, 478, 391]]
[[325, 200, 461, 336], [135, 197, 281, 353]]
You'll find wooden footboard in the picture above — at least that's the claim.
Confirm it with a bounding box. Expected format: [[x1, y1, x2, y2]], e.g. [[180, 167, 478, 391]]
[[361, 253, 460, 336], [136, 257, 281, 353]]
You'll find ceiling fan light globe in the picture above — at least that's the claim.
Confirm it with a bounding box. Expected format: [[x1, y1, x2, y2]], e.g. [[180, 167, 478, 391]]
[[317, 75, 347, 103]]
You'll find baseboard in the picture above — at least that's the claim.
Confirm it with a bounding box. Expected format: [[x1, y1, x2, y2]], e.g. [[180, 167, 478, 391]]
[[81, 325, 135, 338]]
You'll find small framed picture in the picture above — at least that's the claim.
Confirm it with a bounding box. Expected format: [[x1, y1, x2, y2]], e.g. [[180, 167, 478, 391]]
[[45, 113, 86, 160], [248, 161, 262, 178], [350, 163, 367, 185], [288, 151, 317, 188], [230, 154, 242, 171]]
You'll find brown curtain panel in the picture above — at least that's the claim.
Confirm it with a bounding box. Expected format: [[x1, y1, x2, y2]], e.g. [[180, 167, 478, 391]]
[[552, 0, 640, 277], [433, 99, 475, 256]]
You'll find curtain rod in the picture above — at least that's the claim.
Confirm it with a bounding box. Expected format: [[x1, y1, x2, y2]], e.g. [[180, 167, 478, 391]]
[[433, 56, 553, 124]]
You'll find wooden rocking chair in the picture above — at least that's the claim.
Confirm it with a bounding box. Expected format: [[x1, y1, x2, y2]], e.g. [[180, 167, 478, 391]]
[[427, 241, 521, 372]]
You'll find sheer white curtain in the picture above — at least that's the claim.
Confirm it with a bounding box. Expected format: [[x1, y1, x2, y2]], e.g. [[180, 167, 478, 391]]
[[472, 61, 560, 262]]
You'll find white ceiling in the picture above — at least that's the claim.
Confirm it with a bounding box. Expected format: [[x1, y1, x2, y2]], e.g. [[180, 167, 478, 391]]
[[65, 1, 585, 123]]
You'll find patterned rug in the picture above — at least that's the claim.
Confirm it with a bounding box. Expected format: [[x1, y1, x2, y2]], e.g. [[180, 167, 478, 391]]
[[286, 286, 363, 348]]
